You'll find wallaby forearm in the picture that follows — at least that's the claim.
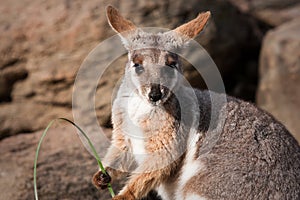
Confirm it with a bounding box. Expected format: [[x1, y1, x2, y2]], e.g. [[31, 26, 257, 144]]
[[103, 132, 134, 181], [103, 147, 129, 182]]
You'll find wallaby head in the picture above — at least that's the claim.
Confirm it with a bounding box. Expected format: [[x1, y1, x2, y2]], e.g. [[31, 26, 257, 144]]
[[106, 5, 210, 105]]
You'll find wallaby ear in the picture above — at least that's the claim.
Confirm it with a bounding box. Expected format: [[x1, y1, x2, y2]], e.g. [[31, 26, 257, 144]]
[[174, 11, 211, 39], [106, 5, 136, 34]]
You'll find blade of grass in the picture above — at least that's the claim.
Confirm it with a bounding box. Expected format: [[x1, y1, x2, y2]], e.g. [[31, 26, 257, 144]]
[[33, 118, 115, 200]]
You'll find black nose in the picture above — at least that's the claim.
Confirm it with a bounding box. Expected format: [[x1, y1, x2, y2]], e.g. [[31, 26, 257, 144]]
[[149, 84, 162, 102]]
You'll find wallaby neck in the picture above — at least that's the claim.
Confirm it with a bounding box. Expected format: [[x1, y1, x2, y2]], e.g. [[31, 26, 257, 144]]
[[114, 80, 209, 135]]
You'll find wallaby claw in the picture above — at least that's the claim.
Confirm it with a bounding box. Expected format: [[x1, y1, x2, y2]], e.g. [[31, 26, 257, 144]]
[[92, 170, 111, 190]]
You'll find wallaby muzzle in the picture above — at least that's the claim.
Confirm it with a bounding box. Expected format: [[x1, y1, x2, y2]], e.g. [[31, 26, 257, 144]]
[[148, 83, 162, 103]]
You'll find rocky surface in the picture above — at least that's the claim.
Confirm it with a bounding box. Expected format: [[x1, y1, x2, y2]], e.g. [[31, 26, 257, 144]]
[[0, 126, 160, 200], [257, 18, 300, 142], [0, 0, 265, 138], [228, 0, 300, 26]]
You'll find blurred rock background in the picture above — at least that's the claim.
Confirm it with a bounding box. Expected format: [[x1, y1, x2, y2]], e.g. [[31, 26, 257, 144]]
[[0, 0, 299, 199]]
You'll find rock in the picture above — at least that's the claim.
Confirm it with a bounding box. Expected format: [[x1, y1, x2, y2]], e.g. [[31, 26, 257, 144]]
[[228, 0, 300, 26], [0, 126, 104, 200], [257, 18, 300, 143], [0, 0, 264, 137], [0, 101, 73, 139], [0, 0, 117, 137], [0, 126, 161, 199], [0, 62, 28, 102]]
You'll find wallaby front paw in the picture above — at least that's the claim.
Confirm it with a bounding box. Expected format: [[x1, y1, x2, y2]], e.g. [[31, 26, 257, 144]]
[[92, 170, 111, 190]]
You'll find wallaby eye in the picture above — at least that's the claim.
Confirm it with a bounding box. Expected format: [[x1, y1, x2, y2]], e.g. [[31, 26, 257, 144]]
[[133, 63, 144, 75], [166, 61, 177, 68]]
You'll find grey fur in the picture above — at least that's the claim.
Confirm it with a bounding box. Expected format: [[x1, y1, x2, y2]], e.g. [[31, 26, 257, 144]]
[[120, 29, 188, 50], [185, 90, 300, 199]]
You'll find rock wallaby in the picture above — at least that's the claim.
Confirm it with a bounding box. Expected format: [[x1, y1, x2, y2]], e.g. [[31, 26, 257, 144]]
[[93, 5, 300, 200]]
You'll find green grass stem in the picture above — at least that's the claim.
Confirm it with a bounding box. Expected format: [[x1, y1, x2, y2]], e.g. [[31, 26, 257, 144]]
[[33, 118, 115, 200]]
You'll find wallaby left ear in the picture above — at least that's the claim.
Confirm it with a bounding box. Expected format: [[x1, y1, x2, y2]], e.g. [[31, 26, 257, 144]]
[[173, 11, 211, 39], [106, 5, 136, 34]]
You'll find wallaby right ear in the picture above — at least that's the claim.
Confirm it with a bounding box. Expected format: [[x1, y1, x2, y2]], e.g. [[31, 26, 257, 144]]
[[173, 11, 211, 39], [106, 5, 136, 34]]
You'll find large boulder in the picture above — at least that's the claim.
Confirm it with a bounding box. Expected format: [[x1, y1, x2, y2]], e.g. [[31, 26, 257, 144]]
[[228, 0, 300, 26], [257, 18, 300, 142]]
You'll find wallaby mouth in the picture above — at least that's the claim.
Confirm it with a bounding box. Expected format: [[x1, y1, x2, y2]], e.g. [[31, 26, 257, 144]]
[[147, 83, 170, 105]]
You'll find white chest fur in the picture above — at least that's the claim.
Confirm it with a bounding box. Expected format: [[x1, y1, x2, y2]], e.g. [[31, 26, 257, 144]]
[[126, 93, 153, 124], [121, 92, 153, 165]]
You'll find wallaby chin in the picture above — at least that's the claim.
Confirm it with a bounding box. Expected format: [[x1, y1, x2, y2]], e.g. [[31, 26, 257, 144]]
[[92, 5, 300, 200]]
